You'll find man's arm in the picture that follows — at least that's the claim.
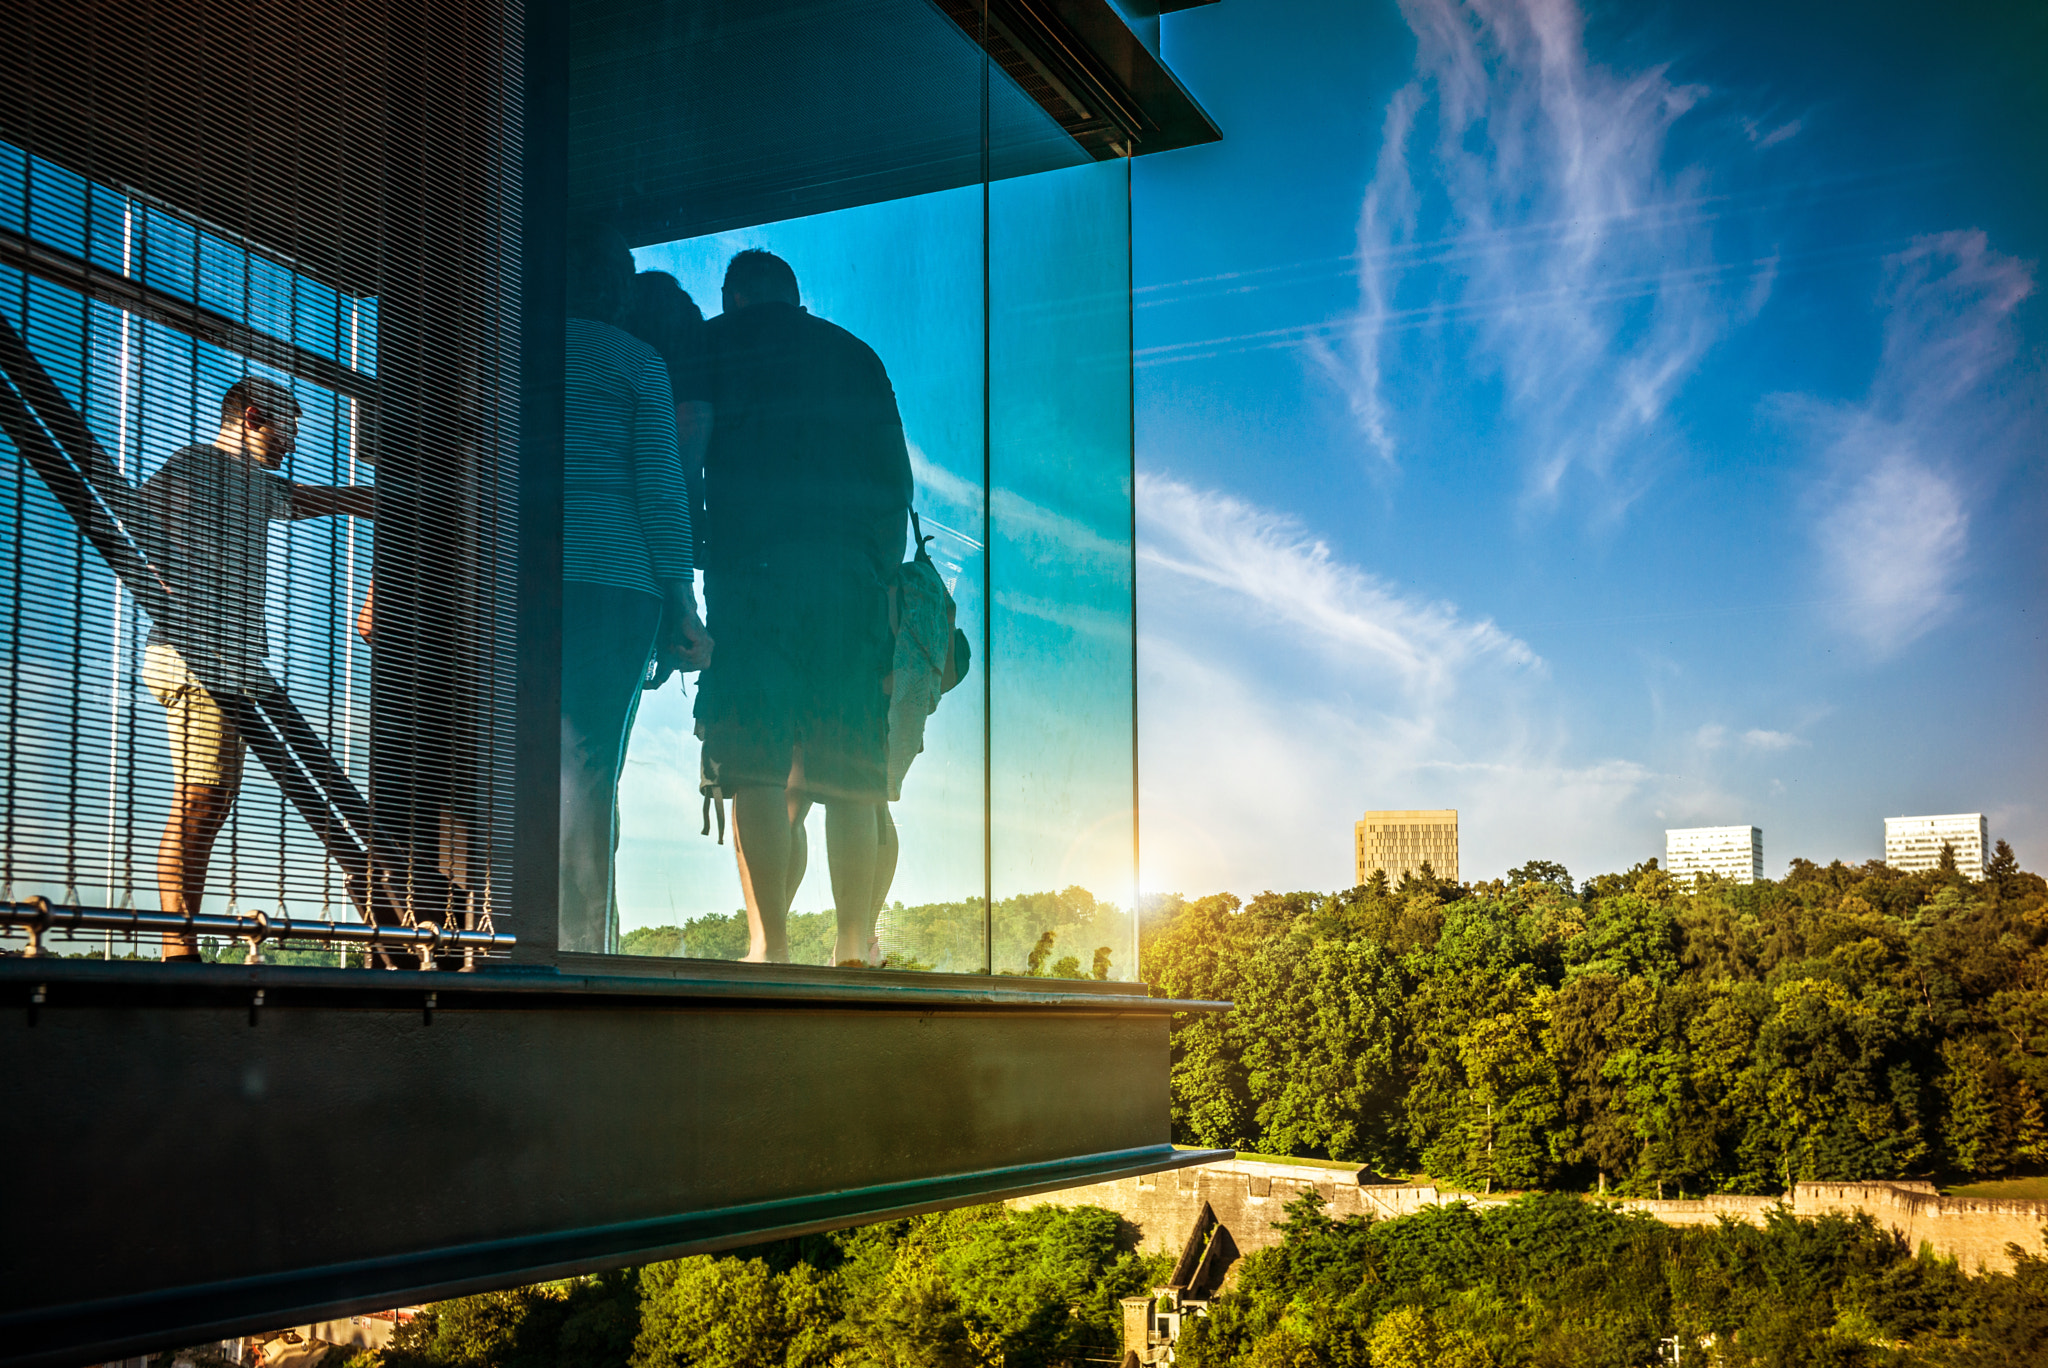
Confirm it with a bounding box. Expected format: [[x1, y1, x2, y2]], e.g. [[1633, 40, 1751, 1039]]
[[287, 484, 377, 520]]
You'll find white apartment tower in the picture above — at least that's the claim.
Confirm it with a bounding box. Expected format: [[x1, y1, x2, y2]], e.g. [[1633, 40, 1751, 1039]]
[[1665, 826, 1763, 885], [1885, 814, 1987, 875], [1356, 810, 1459, 885]]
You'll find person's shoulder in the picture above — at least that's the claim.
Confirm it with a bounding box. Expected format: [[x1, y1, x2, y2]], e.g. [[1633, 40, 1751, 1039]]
[[569, 316, 659, 359], [147, 443, 223, 483], [800, 312, 887, 371]]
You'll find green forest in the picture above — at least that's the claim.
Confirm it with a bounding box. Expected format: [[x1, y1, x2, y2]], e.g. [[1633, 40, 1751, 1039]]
[[230, 1192, 2048, 1368], [1173, 1187, 2048, 1366], [1144, 845, 2048, 1194], [341, 1205, 1161, 1368], [160, 845, 2048, 1368]]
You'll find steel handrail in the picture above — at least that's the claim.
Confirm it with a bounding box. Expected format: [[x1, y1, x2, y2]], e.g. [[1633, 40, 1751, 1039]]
[[2, 897, 512, 967]]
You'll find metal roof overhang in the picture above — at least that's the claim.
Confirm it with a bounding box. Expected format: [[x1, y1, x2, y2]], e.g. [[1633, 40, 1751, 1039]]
[[0, 0, 1217, 297], [572, 0, 1220, 249]]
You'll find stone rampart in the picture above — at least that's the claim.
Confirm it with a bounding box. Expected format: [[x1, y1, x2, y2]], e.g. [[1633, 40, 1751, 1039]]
[[1010, 1159, 1439, 1262], [1013, 1162, 2048, 1275]]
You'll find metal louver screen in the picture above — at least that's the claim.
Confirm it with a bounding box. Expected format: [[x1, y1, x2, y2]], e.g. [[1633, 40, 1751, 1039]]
[[0, 0, 521, 958]]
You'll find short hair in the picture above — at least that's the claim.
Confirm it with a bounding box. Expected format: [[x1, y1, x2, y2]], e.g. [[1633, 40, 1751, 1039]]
[[567, 227, 635, 324], [220, 376, 300, 427], [723, 249, 799, 307], [624, 270, 705, 361]]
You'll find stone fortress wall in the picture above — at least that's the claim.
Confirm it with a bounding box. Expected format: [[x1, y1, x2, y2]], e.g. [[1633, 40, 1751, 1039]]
[[1013, 1159, 2048, 1275]]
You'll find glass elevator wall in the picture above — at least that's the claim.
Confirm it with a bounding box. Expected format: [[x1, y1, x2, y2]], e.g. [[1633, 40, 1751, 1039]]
[[562, 0, 1138, 978]]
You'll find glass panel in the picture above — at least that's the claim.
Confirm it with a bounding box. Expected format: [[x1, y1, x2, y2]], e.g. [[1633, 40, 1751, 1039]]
[[621, 190, 988, 970], [0, 85, 514, 964], [561, 0, 997, 968], [987, 158, 1137, 980], [559, 0, 1139, 977]]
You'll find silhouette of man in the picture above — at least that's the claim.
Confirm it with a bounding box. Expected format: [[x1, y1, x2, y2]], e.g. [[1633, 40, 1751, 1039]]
[[695, 250, 910, 965]]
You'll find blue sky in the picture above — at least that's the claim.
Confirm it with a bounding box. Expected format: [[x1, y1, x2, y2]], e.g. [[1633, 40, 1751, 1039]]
[[1130, 0, 2046, 896]]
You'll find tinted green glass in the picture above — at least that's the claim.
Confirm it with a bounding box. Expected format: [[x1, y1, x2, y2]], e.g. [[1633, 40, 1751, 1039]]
[[988, 159, 1137, 980], [559, 0, 1137, 981]]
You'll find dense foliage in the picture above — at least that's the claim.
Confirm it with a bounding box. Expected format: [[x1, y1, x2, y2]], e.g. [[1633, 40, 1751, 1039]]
[[1144, 844, 2048, 1193], [364, 1204, 1163, 1368], [315, 1192, 2048, 1368], [1177, 1188, 2048, 1368]]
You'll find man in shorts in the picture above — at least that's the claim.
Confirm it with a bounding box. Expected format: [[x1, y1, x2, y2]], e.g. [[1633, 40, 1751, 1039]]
[[695, 251, 911, 966], [137, 377, 375, 959]]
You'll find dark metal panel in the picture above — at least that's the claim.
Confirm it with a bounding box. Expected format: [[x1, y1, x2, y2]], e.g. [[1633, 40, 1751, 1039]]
[[933, 0, 1223, 159], [0, 969, 1217, 1362]]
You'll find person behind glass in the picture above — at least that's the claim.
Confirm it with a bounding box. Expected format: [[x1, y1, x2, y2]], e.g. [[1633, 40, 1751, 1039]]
[[560, 232, 712, 953], [136, 377, 376, 960], [622, 270, 713, 574], [696, 250, 911, 967]]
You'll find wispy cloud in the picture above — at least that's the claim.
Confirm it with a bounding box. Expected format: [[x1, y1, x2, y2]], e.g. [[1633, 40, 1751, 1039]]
[[1803, 231, 2035, 655], [1321, 0, 1774, 508], [1137, 475, 1684, 892], [1742, 728, 1804, 752], [1139, 473, 1536, 693]]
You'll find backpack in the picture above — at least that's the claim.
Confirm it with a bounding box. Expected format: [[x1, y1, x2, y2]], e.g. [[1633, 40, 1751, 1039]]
[[886, 510, 970, 801]]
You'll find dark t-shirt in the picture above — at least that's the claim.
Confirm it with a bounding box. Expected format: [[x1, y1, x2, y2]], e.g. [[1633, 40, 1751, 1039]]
[[134, 442, 294, 680], [700, 302, 911, 578]]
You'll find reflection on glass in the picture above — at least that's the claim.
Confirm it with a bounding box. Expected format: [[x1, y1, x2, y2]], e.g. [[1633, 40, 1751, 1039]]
[[563, 0, 1137, 979], [617, 192, 989, 971], [692, 247, 910, 969], [989, 159, 1138, 980], [556, 232, 708, 954]]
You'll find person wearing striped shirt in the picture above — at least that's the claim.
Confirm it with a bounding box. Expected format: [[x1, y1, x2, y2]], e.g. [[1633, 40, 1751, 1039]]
[[559, 232, 711, 954]]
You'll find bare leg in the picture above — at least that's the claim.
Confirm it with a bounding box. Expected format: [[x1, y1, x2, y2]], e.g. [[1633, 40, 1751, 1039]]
[[826, 801, 882, 965], [788, 797, 812, 906], [157, 783, 234, 959], [869, 807, 899, 963], [733, 786, 799, 962]]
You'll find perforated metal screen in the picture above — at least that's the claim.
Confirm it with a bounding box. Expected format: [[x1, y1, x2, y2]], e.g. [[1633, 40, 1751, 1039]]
[[0, 0, 522, 955]]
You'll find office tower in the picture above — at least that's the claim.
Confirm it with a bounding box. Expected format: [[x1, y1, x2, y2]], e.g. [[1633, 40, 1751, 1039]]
[[1665, 826, 1763, 884], [1885, 814, 1988, 874], [1356, 810, 1460, 885]]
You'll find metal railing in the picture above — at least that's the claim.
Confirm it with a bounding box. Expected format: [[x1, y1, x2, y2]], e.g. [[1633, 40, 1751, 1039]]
[[1, 896, 513, 969]]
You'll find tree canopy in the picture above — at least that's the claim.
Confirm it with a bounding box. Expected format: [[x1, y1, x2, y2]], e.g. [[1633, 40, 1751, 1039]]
[[1143, 848, 2048, 1193]]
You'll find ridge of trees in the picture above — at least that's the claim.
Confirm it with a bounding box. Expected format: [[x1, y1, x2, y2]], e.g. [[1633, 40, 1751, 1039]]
[[1143, 843, 2048, 1193], [1177, 1187, 2048, 1367], [205, 1191, 2048, 1368], [340, 1204, 1164, 1368]]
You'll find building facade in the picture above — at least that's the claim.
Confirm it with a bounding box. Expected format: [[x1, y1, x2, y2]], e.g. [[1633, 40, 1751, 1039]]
[[0, 0, 1226, 1357], [1665, 826, 1764, 884], [1886, 814, 1988, 875], [1355, 809, 1459, 885]]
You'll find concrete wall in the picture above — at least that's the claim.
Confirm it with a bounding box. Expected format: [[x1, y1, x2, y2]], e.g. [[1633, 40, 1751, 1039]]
[[1015, 1161, 2048, 1275], [1615, 1182, 2048, 1274]]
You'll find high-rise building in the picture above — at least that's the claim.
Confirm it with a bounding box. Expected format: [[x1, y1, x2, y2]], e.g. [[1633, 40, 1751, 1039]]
[[1885, 814, 1988, 874], [1665, 826, 1763, 884], [1356, 810, 1459, 885]]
